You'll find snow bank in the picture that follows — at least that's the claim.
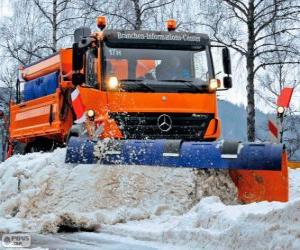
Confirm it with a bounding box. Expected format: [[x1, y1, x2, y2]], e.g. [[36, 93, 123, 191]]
[[289, 168, 300, 200], [102, 168, 300, 249], [0, 148, 236, 233], [103, 196, 300, 249]]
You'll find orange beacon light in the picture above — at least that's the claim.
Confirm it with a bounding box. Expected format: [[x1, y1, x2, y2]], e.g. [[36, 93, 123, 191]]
[[166, 19, 177, 31], [97, 16, 107, 30]]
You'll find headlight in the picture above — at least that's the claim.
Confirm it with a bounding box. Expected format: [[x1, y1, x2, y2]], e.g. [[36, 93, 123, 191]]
[[107, 76, 119, 90], [208, 79, 220, 92], [87, 109, 95, 119]]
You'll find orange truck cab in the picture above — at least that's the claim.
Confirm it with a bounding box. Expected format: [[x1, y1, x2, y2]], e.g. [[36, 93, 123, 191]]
[[9, 20, 233, 153]]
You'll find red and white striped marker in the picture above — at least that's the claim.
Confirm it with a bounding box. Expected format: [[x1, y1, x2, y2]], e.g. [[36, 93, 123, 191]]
[[71, 87, 86, 124], [268, 119, 279, 143]]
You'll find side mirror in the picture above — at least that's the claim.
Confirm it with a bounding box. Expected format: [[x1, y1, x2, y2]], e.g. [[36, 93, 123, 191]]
[[223, 76, 232, 89], [222, 47, 232, 75], [73, 27, 91, 72], [72, 43, 84, 71], [72, 27, 92, 86]]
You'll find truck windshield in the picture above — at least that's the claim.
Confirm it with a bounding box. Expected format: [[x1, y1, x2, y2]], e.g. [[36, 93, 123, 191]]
[[103, 45, 213, 92]]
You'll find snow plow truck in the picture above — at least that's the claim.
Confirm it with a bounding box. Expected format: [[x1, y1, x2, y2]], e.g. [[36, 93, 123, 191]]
[[8, 17, 288, 203]]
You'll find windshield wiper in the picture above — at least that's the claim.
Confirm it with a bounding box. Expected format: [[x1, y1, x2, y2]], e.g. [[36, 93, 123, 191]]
[[160, 79, 205, 92], [121, 79, 156, 92]]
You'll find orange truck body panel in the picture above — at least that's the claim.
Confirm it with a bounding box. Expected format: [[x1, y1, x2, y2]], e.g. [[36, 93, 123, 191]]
[[10, 90, 73, 142], [107, 92, 216, 113]]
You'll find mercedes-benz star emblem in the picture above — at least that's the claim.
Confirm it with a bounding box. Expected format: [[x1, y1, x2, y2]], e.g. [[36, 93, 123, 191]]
[[157, 114, 172, 132]]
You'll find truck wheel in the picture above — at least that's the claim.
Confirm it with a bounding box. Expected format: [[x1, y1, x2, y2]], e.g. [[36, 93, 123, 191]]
[[25, 142, 37, 153], [13, 142, 27, 155], [25, 139, 61, 153]]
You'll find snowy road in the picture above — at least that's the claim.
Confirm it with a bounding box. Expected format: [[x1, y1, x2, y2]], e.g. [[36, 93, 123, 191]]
[[6, 232, 180, 250]]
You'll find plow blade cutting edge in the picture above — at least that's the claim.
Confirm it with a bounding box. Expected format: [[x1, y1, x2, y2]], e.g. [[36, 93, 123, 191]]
[[65, 137, 288, 203]]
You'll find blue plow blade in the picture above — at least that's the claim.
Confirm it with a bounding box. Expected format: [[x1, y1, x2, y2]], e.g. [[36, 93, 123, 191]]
[[65, 137, 283, 171]]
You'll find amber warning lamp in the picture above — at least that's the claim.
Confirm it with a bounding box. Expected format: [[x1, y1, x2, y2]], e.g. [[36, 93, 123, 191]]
[[97, 16, 107, 30], [166, 19, 177, 31]]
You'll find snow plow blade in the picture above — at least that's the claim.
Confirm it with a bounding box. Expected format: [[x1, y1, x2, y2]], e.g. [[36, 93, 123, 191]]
[[65, 137, 283, 170], [65, 137, 288, 203]]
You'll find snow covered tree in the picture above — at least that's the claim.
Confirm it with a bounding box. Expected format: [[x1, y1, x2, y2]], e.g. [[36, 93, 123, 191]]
[[80, 0, 176, 30], [0, 0, 84, 66], [252, 15, 300, 157], [32, 0, 84, 52], [198, 0, 300, 141]]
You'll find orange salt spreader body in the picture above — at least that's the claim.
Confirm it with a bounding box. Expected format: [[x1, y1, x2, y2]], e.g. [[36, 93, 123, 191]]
[[8, 18, 288, 203]]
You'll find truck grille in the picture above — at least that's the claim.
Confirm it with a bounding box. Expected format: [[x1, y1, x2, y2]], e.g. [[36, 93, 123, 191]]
[[109, 113, 214, 140]]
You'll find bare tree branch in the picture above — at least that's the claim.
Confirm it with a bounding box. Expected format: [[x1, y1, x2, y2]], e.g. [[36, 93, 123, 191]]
[[33, 0, 53, 25], [223, 0, 248, 17], [254, 61, 300, 74], [141, 0, 175, 15]]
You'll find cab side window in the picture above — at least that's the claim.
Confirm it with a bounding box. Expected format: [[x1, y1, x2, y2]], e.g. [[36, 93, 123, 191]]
[[85, 48, 98, 88]]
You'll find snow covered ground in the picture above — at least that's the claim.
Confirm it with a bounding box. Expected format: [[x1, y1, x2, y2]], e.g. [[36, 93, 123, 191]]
[[0, 149, 299, 249]]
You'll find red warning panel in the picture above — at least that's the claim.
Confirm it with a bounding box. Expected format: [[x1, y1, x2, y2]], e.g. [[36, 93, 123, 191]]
[[277, 87, 294, 108]]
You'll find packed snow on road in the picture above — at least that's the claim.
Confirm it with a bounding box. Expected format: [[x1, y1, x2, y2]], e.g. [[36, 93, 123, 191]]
[[0, 149, 299, 249]]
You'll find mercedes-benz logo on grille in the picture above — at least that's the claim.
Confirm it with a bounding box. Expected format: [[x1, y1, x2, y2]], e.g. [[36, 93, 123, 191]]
[[157, 114, 172, 132]]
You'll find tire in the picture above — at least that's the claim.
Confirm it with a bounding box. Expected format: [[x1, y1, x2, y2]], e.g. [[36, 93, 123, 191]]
[[25, 138, 63, 153], [13, 141, 27, 155]]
